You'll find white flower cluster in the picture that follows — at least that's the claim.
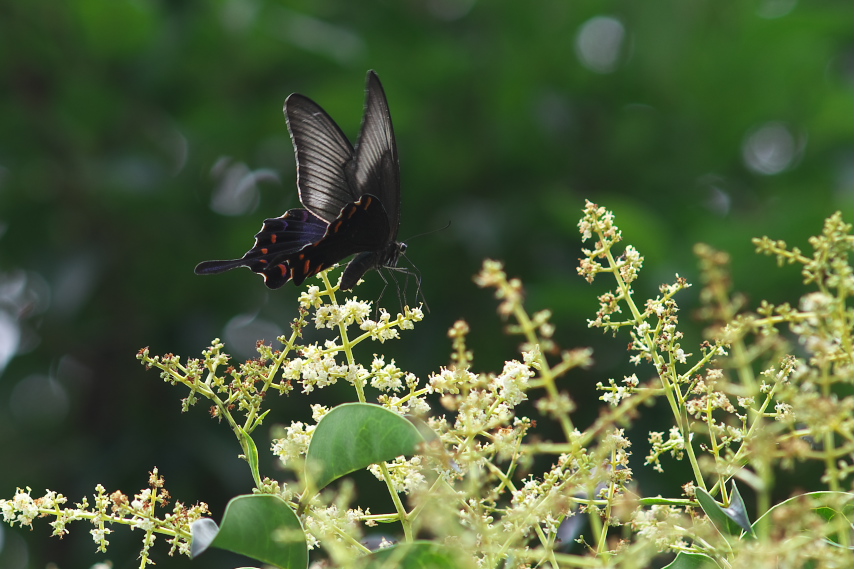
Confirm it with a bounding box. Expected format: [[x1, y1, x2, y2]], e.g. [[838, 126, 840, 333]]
[[619, 245, 644, 284], [503, 454, 581, 540], [427, 366, 477, 395], [298, 285, 324, 309], [794, 291, 847, 362], [646, 426, 689, 473], [370, 356, 404, 392], [311, 404, 329, 422], [493, 359, 533, 407], [359, 306, 424, 343], [368, 456, 426, 494], [631, 505, 691, 550], [597, 374, 640, 406], [302, 503, 372, 552], [455, 389, 511, 435], [2, 473, 207, 562], [314, 298, 373, 329], [271, 421, 316, 465], [1, 487, 44, 527], [281, 342, 368, 394], [301, 284, 424, 339], [577, 200, 618, 244]]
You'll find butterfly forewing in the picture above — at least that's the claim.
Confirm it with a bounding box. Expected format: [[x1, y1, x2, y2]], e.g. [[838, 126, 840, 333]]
[[285, 94, 358, 223], [351, 71, 400, 239]]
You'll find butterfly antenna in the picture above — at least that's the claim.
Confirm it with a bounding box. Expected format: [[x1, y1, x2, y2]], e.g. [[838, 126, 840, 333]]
[[401, 220, 451, 243]]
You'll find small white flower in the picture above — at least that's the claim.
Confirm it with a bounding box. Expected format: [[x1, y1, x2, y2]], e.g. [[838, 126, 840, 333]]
[[272, 421, 316, 464], [299, 286, 323, 309], [311, 404, 329, 422], [492, 360, 532, 407], [341, 298, 372, 324], [370, 356, 404, 392]]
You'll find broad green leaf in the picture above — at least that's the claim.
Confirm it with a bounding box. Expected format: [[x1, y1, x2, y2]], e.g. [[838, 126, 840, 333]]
[[695, 481, 752, 537], [406, 414, 458, 472], [753, 491, 854, 549], [192, 494, 307, 569], [661, 552, 718, 569], [357, 541, 465, 569], [405, 414, 441, 443], [305, 402, 425, 491]]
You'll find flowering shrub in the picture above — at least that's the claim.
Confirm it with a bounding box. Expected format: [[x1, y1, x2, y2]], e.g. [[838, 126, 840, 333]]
[[2, 203, 852, 568]]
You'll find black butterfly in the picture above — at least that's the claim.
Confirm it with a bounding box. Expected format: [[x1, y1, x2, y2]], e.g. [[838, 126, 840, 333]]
[[195, 70, 405, 291]]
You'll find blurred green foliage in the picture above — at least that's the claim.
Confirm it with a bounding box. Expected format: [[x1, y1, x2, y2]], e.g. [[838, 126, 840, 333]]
[[0, 0, 851, 567]]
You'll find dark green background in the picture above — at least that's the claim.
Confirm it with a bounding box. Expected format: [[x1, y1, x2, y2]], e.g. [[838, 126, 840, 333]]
[[1, 1, 851, 567]]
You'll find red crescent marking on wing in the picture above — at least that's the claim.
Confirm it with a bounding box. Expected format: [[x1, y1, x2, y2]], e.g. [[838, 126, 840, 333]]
[[303, 259, 311, 274], [278, 264, 287, 276], [259, 259, 268, 265], [270, 234, 277, 244], [261, 248, 268, 254], [333, 220, 343, 232]]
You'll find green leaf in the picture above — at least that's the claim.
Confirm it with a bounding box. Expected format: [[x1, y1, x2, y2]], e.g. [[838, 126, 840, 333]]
[[695, 481, 752, 537], [305, 402, 425, 491], [661, 552, 718, 569], [405, 414, 458, 472], [356, 541, 465, 569], [192, 494, 308, 569], [404, 414, 441, 443], [753, 491, 854, 549], [722, 481, 753, 536], [239, 425, 262, 486]]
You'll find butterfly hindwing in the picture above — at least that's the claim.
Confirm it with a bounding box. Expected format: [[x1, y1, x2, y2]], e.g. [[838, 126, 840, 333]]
[[194, 209, 327, 289], [288, 194, 391, 285]]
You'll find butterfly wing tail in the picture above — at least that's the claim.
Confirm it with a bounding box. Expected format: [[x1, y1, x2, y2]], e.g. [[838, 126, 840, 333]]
[[194, 258, 250, 275], [193, 256, 292, 288]]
